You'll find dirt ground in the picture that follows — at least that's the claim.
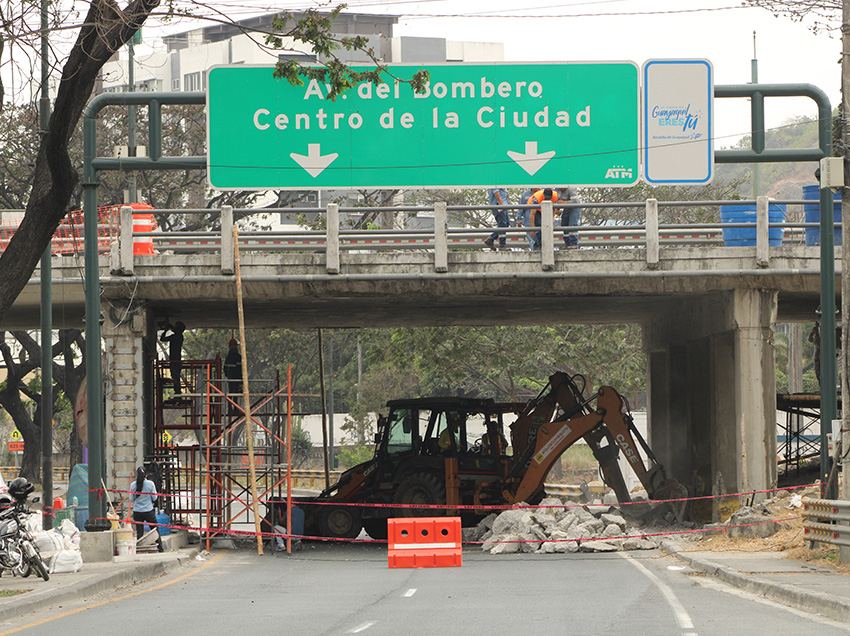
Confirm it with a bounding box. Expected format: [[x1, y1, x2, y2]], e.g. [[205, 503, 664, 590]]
[[685, 485, 850, 574]]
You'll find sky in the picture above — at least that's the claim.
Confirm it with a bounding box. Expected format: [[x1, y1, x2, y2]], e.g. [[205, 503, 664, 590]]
[[2, 0, 833, 148], [372, 0, 841, 145], [140, 0, 841, 146]]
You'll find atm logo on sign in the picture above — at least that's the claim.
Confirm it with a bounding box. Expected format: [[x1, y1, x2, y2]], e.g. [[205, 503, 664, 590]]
[[605, 166, 633, 180]]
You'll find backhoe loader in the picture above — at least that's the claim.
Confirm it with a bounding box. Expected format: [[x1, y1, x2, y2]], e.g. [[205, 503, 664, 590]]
[[296, 371, 686, 540]]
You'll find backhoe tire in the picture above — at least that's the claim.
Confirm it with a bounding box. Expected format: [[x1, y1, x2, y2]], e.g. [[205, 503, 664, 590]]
[[362, 519, 388, 541], [393, 472, 446, 518], [317, 505, 362, 539]]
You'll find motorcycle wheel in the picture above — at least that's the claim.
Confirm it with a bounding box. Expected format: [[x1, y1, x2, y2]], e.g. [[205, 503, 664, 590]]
[[19, 562, 31, 578], [22, 541, 49, 581], [30, 553, 49, 581]]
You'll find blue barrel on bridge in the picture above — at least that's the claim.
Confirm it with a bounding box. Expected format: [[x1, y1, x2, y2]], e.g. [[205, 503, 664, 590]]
[[803, 184, 842, 246], [720, 203, 785, 246]]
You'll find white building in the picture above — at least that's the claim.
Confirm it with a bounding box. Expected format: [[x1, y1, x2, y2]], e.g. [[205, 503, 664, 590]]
[[99, 12, 503, 95]]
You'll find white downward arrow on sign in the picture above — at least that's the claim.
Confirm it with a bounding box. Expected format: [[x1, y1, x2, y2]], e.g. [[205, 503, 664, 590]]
[[507, 141, 556, 176], [290, 143, 339, 178]]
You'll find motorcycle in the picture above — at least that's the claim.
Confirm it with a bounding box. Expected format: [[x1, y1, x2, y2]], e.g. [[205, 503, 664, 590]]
[[0, 478, 49, 581]]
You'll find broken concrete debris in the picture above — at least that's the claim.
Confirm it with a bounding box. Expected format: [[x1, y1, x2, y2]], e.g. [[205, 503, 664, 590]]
[[465, 493, 791, 554], [464, 498, 663, 554], [725, 505, 786, 539]]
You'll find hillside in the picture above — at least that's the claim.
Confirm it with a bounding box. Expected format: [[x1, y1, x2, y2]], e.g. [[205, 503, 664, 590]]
[[714, 114, 825, 221]]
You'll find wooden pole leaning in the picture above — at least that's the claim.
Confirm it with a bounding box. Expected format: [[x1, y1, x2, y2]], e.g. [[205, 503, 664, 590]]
[[233, 226, 264, 555]]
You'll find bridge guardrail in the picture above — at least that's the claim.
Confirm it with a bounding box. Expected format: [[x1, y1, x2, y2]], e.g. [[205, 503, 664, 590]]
[[802, 497, 850, 548], [100, 196, 829, 276]]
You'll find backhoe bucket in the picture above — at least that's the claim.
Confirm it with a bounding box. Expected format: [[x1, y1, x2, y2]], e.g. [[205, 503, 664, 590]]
[[649, 479, 689, 523]]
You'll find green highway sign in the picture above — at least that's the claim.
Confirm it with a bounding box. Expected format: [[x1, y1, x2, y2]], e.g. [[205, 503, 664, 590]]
[[207, 63, 639, 190]]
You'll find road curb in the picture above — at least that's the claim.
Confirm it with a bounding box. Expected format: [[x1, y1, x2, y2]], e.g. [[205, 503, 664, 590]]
[[3, 548, 200, 619], [660, 540, 850, 624]]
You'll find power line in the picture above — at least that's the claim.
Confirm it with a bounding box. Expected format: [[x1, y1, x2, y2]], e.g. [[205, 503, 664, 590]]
[[138, 1, 749, 27], [201, 117, 825, 174]]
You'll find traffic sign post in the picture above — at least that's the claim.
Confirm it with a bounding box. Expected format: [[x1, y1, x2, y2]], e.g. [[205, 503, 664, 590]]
[[8, 429, 23, 453], [207, 63, 640, 190]]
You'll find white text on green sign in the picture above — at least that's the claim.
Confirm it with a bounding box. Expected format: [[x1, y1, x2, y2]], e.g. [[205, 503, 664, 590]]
[[207, 63, 639, 190]]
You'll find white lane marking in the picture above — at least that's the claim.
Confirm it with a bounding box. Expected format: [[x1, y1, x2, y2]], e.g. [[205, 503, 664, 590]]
[[403, 588, 417, 597], [619, 553, 695, 633], [348, 621, 376, 633]]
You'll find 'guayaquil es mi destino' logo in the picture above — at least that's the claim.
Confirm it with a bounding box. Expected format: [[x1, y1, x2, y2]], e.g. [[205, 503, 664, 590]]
[[605, 165, 633, 179]]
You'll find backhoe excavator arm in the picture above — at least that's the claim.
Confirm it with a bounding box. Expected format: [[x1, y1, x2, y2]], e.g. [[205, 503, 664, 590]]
[[503, 375, 686, 509]]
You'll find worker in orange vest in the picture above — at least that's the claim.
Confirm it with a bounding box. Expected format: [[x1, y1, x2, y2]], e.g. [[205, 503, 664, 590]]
[[528, 188, 559, 251]]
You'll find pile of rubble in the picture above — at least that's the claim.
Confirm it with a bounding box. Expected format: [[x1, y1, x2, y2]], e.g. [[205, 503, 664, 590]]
[[465, 497, 665, 554], [466, 491, 795, 555]]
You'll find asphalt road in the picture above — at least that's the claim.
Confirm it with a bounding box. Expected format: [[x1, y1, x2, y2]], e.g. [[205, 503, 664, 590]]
[[2, 544, 849, 636]]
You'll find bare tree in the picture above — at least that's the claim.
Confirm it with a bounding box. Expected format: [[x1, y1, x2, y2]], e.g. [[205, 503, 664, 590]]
[[0, 330, 83, 481], [0, 2, 427, 326], [744, 0, 840, 32]]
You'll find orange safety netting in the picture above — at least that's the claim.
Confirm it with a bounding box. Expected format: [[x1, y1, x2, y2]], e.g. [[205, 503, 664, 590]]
[[0, 202, 155, 256]]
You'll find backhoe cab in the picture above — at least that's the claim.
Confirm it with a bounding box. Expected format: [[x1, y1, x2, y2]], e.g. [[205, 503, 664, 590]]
[[298, 372, 686, 540]]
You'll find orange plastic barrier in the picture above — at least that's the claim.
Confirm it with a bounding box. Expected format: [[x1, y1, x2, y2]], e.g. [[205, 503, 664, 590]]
[[132, 212, 156, 255], [0, 202, 156, 256], [387, 516, 462, 569]]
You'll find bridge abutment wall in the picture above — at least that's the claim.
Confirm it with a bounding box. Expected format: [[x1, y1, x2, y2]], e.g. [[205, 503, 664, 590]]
[[646, 288, 778, 520]]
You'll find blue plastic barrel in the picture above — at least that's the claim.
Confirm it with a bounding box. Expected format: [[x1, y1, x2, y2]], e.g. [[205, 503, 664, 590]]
[[720, 204, 785, 246], [803, 184, 842, 246], [156, 512, 171, 535], [74, 506, 89, 531]]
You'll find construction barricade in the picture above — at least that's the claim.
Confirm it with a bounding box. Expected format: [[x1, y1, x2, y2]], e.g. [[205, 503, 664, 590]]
[[387, 516, 462, 569], [131, 205, 157, 255]]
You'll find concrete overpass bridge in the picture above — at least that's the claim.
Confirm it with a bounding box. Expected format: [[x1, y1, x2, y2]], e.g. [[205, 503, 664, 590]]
[[5, 198, 838, 520]]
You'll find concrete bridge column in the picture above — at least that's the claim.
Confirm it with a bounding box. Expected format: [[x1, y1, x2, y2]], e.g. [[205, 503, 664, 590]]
[[645, 289, 778, 520], [102, 304, 151, 493]]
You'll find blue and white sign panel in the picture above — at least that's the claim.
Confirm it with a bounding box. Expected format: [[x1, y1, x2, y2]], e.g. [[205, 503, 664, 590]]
[[642, 59, 713, 185]]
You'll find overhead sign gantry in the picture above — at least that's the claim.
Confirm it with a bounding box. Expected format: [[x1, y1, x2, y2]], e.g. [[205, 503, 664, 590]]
[[207, 62, 643, 189]]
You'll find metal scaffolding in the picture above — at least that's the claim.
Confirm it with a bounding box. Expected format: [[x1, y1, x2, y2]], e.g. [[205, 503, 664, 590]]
[[776, 393, 838, 480], [152, 359, 292, 550]]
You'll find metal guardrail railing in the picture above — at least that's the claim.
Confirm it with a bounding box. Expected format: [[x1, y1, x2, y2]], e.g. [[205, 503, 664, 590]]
[[99, 196, 835, 277], [289, 469, 591, 501], [802, 497, 850, 548], [0, 466, 71, 483]]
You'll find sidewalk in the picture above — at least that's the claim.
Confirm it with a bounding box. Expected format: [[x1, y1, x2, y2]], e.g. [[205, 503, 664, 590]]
[[0, 536, 201, 619], [661, 540, 850, 624]]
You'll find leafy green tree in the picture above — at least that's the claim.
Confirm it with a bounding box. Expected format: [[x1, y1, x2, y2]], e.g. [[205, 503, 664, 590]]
[[361, 324, 646, 406], [183, 327, 363, 415], [290, 422, 313, 468]]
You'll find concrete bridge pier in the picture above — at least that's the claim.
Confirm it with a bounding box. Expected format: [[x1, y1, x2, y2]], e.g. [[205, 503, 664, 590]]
[[101, 303, 153, 494], [646, 288, 778, 521]]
